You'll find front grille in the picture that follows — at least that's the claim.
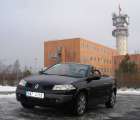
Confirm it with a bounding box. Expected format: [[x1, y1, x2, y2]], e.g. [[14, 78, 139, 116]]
[[26, 82, 33, 89], [26, 82, 53, 91]]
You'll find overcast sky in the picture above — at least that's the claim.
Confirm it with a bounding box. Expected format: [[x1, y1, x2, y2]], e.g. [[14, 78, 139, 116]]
[[0, 0, 139, 69]]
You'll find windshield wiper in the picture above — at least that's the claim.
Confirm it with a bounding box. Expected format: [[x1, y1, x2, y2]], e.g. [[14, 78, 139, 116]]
[[39, 72, 55, 75]]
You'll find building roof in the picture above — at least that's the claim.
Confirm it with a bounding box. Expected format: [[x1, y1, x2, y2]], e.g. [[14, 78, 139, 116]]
[[44, 37, 117, 52]]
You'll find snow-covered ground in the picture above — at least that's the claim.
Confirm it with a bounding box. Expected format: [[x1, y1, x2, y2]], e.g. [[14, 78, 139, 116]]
[[0, 85, 16, 98], [0, 85, 16, 93], [0, 93, 15, 98], [117, 88, 140, 95]]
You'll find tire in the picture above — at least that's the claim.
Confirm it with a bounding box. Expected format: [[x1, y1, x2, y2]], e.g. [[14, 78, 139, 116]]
[[21, 102, 34, 109], [73, 92, 87, 116], [105, 91, 116, 108]]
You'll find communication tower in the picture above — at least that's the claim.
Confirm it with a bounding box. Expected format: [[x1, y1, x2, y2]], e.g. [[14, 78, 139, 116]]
[[112, 5, 129, 55]]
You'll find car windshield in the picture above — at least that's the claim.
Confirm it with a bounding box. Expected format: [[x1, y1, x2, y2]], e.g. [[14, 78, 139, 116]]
[[43, 63, 89, 78]]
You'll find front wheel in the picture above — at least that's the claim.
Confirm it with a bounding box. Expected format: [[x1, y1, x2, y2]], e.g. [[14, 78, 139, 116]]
[[73, 92, 87, 116], [105, 91, 116, 108]]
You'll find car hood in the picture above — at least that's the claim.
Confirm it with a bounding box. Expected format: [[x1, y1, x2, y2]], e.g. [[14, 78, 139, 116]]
[[24, 74, 82, 85]]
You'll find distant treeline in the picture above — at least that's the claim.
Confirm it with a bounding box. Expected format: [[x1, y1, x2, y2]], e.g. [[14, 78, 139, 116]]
[[115, 54, 140, 88], [116, 73, 140, 88], [0, 60, 32, 86]]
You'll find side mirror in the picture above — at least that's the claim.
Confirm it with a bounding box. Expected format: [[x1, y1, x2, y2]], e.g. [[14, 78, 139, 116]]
[[93, 75, 100, 80], [38, 70, 44, 74], [87, 76, 94, 81], [87, 75, 100, 81], [38, 67, 47, 74]]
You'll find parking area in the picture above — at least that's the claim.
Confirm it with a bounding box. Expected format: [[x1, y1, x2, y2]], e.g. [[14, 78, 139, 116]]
[[0, 94, 140, 120]]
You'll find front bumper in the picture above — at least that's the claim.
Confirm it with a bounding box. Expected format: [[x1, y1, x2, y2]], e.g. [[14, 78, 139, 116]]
[[16, 86, 77, 107]]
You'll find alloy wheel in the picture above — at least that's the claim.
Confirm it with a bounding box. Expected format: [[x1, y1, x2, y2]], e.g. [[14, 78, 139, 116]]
[[77, 93, 86, 115], [111, 92, 116, 106]]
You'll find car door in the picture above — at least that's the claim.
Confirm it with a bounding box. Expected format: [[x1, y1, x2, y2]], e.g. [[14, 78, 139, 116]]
[[87, 69, 107, 105], [100, 77, 114, 97]]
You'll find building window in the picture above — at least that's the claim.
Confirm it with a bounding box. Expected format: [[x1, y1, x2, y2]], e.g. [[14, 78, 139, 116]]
[[114, 60, 116, 64], [98, 58, 100, 62], [103, 59, 106, 64], [90, 57, 93, 61]]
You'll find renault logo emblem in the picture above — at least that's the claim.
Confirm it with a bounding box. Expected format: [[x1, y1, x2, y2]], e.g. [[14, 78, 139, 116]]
[[35, 84, 39, 89]]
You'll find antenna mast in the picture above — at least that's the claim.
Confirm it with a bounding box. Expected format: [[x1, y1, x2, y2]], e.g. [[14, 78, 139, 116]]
[[112, 4, 129, 55]]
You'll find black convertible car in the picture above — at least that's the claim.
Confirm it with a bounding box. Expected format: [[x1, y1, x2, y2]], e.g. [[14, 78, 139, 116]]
[[16, 63, 117, 115]]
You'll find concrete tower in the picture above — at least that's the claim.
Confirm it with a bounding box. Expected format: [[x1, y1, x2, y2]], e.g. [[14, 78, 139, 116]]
[[112, 5, 129, 55]]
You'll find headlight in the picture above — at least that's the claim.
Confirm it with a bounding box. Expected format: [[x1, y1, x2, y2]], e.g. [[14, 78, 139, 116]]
[[52, 84, 76, 90], [19, 79, 27, 86]]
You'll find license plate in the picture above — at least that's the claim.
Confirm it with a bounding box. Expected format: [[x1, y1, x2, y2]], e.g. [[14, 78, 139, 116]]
[[26, 91, 44, 99]]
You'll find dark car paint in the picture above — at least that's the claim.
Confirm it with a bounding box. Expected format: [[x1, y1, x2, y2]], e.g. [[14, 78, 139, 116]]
[[24, 74, 83, 85], [70, 76, 115, 105], [16, 64, 117, 108]]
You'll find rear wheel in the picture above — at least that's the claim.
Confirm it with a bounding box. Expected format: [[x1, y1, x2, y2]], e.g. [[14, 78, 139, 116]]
[[73, 92, 87, 116], [105, 91, 116, 108], [21, 102, 34, 109]]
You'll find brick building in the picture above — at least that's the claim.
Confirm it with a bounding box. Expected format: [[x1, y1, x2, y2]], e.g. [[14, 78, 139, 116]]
[[44, 38, 140, 76], [44, 38, 118, 76], [44, 38, 140, 77]]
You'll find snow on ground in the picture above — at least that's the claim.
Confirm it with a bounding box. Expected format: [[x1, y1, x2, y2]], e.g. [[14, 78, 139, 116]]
[[0, 85, 16, 98], [0, 93, 15, 98], [117, 88, 140, 95], [0, 85, 16, 92]]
